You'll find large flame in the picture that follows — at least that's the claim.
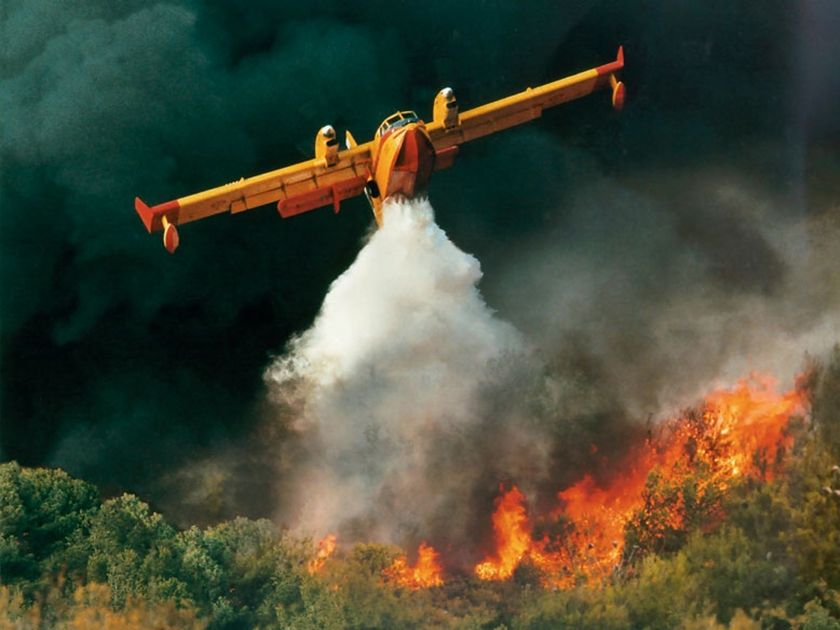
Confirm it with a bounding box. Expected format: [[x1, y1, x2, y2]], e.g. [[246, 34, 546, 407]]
[[474, 375, 806, 586], [474, 485, 533, 581], [384, 543, 444, 589]]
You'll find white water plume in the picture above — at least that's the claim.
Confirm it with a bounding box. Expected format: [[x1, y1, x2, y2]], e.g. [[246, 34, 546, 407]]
[[265, 198, 542, 546]]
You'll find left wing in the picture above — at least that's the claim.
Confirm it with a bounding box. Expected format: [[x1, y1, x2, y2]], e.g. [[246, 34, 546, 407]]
[[135, 142, 373, 253]]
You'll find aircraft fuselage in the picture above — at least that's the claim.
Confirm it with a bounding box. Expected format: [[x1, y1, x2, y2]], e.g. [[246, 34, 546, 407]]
[[367, 117, 437, 225]]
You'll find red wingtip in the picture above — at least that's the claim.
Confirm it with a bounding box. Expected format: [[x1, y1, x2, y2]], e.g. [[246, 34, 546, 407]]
[[596, 46, 625, 76], [135, 197, 155, 233], [134, 197, 181, 237]]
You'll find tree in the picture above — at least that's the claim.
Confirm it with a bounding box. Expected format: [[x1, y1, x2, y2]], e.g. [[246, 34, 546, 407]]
[[178, 517, 309, 629], [83, 494, 189, 609], [0, 462, 99, 588], [811, 347, 840, 460]]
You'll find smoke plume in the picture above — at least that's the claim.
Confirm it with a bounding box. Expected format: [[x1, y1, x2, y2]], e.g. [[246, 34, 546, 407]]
[[3, 1, 838, 536], [264, 199, 555, 555]]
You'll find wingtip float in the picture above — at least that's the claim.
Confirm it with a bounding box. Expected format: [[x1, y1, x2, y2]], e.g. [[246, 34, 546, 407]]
[[136, 47, 625, 254]]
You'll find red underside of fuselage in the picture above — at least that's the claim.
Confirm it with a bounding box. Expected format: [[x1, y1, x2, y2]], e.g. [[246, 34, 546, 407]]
[[385, 127, 436, 199]]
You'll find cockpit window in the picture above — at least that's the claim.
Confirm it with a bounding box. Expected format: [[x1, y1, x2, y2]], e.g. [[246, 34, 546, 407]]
[[376, 111, 419, 137]]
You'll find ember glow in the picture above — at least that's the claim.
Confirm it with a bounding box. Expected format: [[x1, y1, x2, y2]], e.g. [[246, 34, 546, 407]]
[[308, 533, 337, 574], [384, 543, 444, 589], [474, 375, 807, 587]]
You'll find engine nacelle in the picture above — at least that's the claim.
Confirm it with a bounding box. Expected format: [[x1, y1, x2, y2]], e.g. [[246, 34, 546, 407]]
[[315, 125, 339, 166], [433, 87, 459, 129]]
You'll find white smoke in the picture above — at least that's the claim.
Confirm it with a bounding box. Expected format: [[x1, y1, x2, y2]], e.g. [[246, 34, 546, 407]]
[[265, 198, 544, 547]]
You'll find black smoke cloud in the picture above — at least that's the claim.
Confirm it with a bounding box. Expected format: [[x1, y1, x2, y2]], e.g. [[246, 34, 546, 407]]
[[1, 1, 838, 533]]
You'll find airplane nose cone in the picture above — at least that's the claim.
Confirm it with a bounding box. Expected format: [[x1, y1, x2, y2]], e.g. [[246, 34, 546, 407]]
[[395, 126, 435, 175], [390, 125, 436, 198]]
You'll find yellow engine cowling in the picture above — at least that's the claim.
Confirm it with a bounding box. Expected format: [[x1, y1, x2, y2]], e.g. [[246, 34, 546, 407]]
[[433, 88, 459, 129], [315, 125, 339, 166]]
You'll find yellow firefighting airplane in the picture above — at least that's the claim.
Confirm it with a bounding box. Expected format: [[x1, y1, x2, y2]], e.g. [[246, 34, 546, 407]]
[[135, 48, 625, 253]]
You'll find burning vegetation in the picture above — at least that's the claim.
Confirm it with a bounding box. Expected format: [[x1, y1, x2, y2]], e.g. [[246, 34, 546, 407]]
[[306, 374, 807, 591], [383, 543, 445, 589], [307, 533, 337, 574], [472, 375, 806, 588], [2, 359, 839, 628]]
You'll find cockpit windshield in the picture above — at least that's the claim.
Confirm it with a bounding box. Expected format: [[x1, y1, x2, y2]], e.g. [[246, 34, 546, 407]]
[[376, 111, 419, 137]]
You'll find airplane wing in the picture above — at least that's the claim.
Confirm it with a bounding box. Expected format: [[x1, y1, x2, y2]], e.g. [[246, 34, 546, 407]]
[[426, 47, 624, 159], [135, 141, 373, 253]]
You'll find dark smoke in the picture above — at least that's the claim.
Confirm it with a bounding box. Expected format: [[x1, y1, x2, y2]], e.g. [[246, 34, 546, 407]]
[[1, 1, 838, 539]]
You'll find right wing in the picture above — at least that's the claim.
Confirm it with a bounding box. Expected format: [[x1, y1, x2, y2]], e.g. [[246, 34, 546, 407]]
[[135, 142, 373, 252], [426, 47, 624, 155]]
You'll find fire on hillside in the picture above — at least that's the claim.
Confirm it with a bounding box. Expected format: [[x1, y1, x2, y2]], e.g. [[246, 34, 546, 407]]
[[310, 374, 807, 589]]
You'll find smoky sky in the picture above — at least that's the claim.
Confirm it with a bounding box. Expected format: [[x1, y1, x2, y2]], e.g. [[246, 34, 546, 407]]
[[2, 1, 839, 527]]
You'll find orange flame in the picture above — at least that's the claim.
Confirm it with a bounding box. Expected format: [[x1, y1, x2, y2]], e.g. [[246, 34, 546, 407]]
[[308, 533, 337, 574], [474, 485, 533, 580], [475, 375, 806, 587], [384, 542, 444, 589], [699, 374, 802, 480]]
